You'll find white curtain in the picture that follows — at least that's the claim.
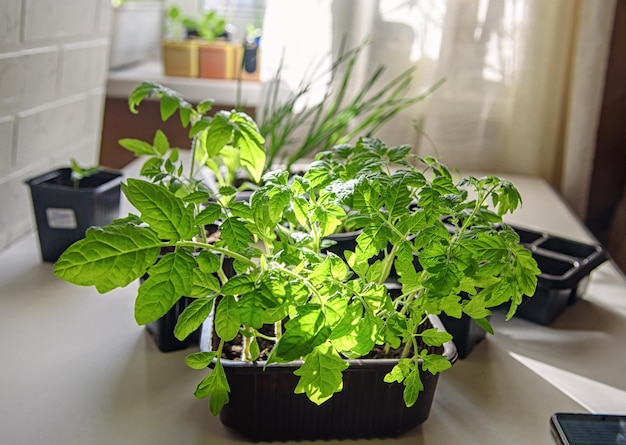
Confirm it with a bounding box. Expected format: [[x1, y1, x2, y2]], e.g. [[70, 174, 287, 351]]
[[260, 0, 616, 218]]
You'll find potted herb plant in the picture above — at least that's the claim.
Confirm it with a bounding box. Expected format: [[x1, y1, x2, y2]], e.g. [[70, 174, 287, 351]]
[[162, 6, 236, 79], [53, 83, 539, 441], [25, 160, 122, 262]]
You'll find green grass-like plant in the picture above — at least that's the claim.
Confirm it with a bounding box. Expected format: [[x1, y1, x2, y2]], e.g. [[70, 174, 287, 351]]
[[259, 41, 445, 173]]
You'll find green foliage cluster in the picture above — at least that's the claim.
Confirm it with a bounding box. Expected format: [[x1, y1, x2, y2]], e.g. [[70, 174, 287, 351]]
[[53, 83, 539, 416], [167, 6, 227, 42]]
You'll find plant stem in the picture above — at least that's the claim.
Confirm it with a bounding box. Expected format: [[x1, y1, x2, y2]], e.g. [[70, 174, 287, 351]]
[[173, 241, 256, 267], [274, 321, 282, 341]]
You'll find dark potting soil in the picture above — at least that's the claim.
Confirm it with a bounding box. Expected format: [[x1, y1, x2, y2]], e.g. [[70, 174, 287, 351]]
[[215, 320, 440, 361]]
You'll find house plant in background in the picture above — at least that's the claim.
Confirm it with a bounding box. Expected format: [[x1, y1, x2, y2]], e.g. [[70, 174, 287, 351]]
[[258, 41, 445, 175], [193, 10, 238, 80], [53, 81, 540, 439], [25, 160, 122, 263], [162, 5, 237, 79], [161, 5, 201, 77]]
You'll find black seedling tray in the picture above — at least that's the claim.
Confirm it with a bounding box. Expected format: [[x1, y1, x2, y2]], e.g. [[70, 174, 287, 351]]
[[510, 225, 607, 325]]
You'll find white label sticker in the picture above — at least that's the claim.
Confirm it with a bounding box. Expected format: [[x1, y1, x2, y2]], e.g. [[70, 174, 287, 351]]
[[45, 208, 77, 229]]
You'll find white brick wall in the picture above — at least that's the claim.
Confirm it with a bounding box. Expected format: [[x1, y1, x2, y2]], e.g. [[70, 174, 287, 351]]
[[0, 0, 113, 252]]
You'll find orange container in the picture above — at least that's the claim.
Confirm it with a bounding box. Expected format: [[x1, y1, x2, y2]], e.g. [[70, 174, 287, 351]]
[[198, 41, 236, 79]]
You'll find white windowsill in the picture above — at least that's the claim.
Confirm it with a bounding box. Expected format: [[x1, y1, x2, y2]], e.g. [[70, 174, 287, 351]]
[[106, 59, 262, 107]]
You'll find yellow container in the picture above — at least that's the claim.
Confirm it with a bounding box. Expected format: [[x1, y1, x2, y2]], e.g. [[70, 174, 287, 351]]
[[162, 40, 199, 77]]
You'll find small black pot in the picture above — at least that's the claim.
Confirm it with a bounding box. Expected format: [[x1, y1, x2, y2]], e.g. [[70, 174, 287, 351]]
[[25, 168, 122, 262], [201, 315, 457, 441]]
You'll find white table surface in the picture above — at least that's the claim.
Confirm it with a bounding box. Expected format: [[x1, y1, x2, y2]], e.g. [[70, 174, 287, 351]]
[[1, 167, 625, 445]]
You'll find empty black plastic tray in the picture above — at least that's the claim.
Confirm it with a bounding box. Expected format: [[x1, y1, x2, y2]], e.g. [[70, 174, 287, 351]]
[[510, 225, 607, 325]]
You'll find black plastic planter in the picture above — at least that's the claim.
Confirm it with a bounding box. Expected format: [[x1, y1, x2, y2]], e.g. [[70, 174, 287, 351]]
[[438, 312, 487, 359], [26, 168, 122, 262], [202, 315, 457, 442], [510, 225, 607, 325]]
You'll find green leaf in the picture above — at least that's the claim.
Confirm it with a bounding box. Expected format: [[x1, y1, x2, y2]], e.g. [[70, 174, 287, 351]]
[[351, 308, 379, 356], [312, 202, 345, 238], [474, 317, 494, 335], [403, 368, 424, 407], [221, 274, 255, 296], [191, 268, 220, 297], [273, 307, 330, 362], [122, 179, 196, 241], [54, 223, 161, 293], [238, 291, 265, 328], [394, 241, 420, 290], [230, 112, 266, 183], [220, 217, 252, 251], [384, 358, 412, 383], [422, 261, 460, 297], [175, 297, 215, 340], [417, 185, 442, 222], [197, 99, 214, 115], [194, 250, 219, 272], [134, 250, 196, 325], [153, 129, 169, 155], [355, 223, 391, 259], [204, 112, 233, 157], [118, 138, 156, 156], [420, 327, 453, 347], [385, 179, 413, 219], [329, 301, 361, 342], [183, 191, 211, 205], [324, 293, 348, 327], [462, 296, 492, 320], [250, 186, 291, 236], [512, 244, 540, 295], [195, 203, 222, 226], [215, 295, 240, 341], [194, 360, 230, 416], [185, 351, 217, 369], [294, 343, 349, 405], [160, 95, 180, 122], [421, 351, 452, 374], [493, 179, 522, 215]]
